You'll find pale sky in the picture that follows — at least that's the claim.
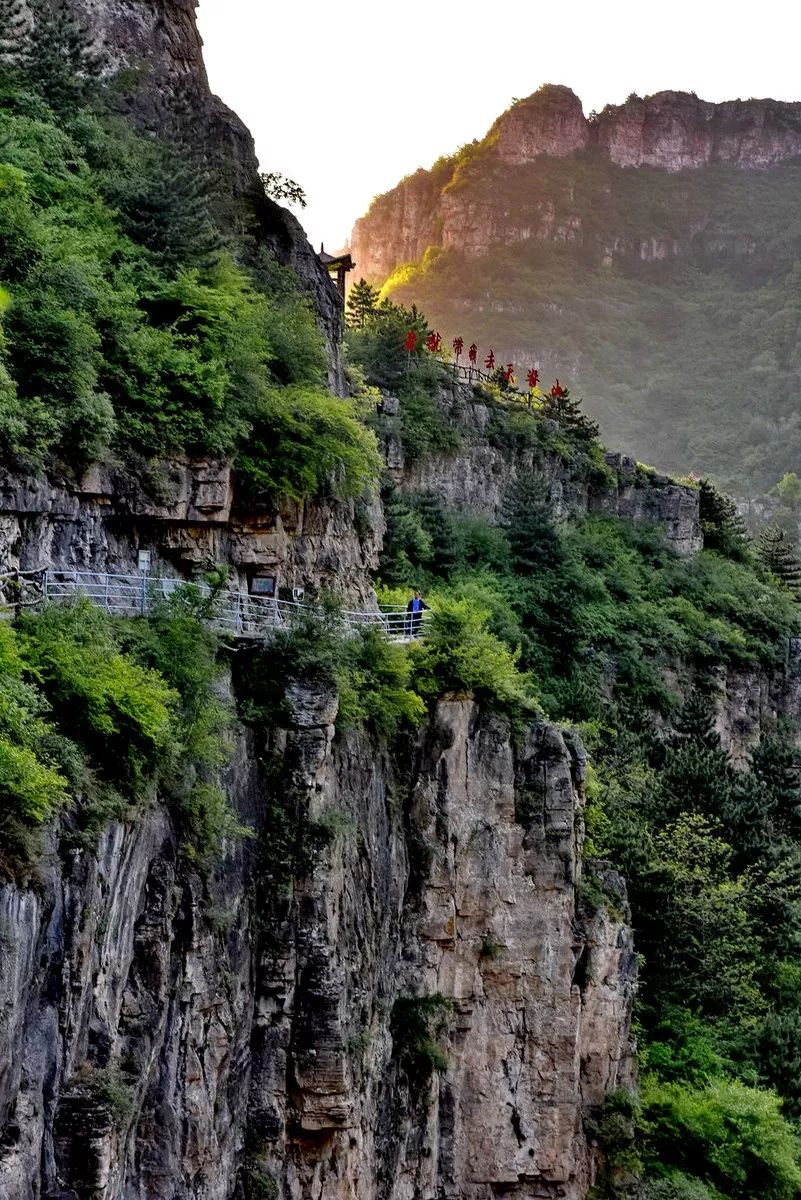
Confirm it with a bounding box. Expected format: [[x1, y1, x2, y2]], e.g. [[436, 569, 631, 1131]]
[[196, 0, 801, 255]]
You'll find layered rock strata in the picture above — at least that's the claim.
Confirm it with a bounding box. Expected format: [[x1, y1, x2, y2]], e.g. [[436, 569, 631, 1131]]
[[350, 84, 801, 284]]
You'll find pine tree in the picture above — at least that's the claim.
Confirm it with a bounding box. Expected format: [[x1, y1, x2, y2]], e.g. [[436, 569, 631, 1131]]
[[540, 386, 599, 440], [0, 0, 29, 70], [699, 479, 749, 560], [25, 0, 103, 110], [346, 279, 380, 329], [651, 687, 736, 821], [110, 148, 224, 271], [120, 76, 223, 270], [673, 688, 722, 751], [758, 525, 801, 597]]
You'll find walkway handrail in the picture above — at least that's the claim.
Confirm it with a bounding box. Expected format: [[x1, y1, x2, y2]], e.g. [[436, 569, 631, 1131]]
[[34, 569, 428, 644]]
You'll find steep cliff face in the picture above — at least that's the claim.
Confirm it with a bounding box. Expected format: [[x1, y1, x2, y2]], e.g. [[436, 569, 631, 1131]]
[[380, 382, 702, 558], [0, 459, 382, 606], [63, 0, 345, 389], [0, 676, 634, 1200], [2, 401, 800, 1196], [0, 410, 646, 1200], [595, 91, 801, 171]]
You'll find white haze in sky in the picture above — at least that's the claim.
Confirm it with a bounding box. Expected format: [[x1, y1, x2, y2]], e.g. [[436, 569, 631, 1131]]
[[196, 0, 801, 256]]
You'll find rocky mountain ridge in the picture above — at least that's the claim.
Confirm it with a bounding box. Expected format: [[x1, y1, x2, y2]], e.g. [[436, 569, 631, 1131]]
[[493, 85, 801, 172], [350, 84, 801, 284]]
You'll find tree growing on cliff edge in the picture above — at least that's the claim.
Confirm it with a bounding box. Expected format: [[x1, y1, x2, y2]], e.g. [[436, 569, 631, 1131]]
[[346, 279, 380, 329], [539, 384, 599, 440], [259, 171, 307, 210], [699, 480, 749, 561]]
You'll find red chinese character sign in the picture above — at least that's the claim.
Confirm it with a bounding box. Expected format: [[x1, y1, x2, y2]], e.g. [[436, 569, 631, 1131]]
[[527, 369, 539, 390], [485, 349, 495, 372], [504, 364, 515, 386], [404, 330, 418, 352], [453, 337, 464, 359], [468, 343, 478, 365], [426, 331, 442, 353], [550, 379, 566, 399]]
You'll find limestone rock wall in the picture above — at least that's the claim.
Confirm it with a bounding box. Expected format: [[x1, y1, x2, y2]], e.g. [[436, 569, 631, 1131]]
[[0, 673, 635, 1200], [0, 459, 382, 607], [594, 91, 801, 172], [382, 381, 702, 558]]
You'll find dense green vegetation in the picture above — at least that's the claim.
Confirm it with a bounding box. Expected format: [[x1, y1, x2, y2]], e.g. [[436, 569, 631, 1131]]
[[0, 593, 242, 882], [0, 7, 379, 500], [348, 304, 801, 1190], [357, 365, 801, 1194], [5, 17, 801, 1193], [373, 138, 801, 499]]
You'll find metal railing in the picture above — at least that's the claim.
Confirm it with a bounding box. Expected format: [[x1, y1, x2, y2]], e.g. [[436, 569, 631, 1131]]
[[34, 569, 429, 643]]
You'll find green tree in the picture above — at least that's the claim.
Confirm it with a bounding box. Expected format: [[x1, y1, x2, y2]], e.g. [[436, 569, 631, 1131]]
[[539, 384, 599, 439], [346, 278, 380, 329], [699, 480, 749, 561], [260, 171, 307, 209], [636, 813, 762, 1019], [672, 688, 722, 752], [346, 297, 429, 390], [641, 1076, 801, 1200], [774, 471, 801, 513], [758, 525, 801, 597]]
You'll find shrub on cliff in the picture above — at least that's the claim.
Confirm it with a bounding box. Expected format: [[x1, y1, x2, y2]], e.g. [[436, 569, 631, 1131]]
[[390, 993, 453, 1084], [235, 385, 381, 503], [0, 598, 245, 871], [19, 602, 179, 794], [237, 605, 424, 743], [409, 594, 537, 720], [0, 623, 70, 879]]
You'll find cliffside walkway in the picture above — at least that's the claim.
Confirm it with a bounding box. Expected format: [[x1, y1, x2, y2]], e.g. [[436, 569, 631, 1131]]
[[8, 569, 427, 644]]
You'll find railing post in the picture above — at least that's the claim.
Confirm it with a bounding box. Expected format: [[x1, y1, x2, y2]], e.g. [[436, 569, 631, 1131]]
[[140, 571, 147, 617], [236, 590, 242, 635], [103, 572, 110, 614]]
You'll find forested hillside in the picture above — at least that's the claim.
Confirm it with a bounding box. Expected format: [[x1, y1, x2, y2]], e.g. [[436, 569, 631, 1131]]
[[4, 10, 801, 1200], [350, 85, 801, 500], [347, 297, 801, 1200], [0, 0, 376, 498]]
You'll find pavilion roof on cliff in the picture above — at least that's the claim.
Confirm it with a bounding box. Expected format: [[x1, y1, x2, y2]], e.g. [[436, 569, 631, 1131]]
[[319, 246, 354, 269]]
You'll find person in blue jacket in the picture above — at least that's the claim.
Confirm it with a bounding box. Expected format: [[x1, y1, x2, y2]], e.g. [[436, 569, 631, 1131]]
[[406, 590, 429, 637]]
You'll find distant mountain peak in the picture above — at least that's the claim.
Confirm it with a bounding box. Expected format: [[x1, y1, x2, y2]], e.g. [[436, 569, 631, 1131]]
[[483, 84, 801, 171]]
